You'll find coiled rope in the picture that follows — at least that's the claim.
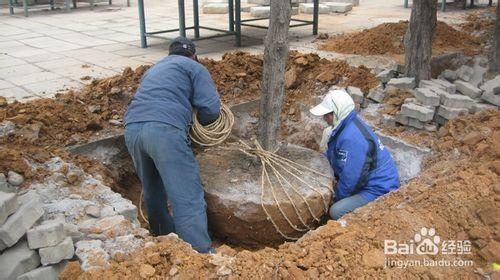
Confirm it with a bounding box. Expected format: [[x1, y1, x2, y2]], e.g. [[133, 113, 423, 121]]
[[189, 103, 234, 147]]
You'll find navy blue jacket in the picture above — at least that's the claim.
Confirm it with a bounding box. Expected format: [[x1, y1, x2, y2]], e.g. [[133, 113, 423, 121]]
[[124, 55, 221, 131], [326, 111, 400, 202]]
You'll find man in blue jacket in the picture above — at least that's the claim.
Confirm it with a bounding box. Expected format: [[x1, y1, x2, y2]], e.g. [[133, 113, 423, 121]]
[[310, 89, 400, 220], [124, 37, 220, 253]]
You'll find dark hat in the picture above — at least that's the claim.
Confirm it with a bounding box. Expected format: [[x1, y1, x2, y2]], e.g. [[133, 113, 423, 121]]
[[169, 36, 196, 57]]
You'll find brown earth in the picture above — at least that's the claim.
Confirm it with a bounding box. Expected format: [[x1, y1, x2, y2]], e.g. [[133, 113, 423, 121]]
[[318, 21, 483, 57], [0, 51, 377, 184], [62, 110, 500, 279]]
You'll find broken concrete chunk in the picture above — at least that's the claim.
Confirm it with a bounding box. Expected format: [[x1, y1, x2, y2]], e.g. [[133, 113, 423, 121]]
[[413, 88, 440, 107], [39, 236, 74, 266], [0, 191, 18, 226], [438, 105, 468, 120], [454, 80, 483, 99], [441, 69, 458, 81], [424, 123, 437, 132], [367, 85, 385, 103], [381, 114, 396, 127], [480, 75, 500, 95], [387, 77, 416, 90], [0, 193, 44, 247], [111, 201, 138, 223], [346, 86, 364, 104], [0, 121, 16, 138], [7, 171, 24, 186], [0, 241, 40, 280], [75, 239, 110, 271], [481, 92, 500, 107], [376, 69, 395, 84], [400, 103, 435, 122], [27, 222, 66, 249], [456, 65, 474, 82]]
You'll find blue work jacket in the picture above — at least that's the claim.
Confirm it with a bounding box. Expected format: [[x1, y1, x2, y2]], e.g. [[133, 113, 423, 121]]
[[326, 111, 400, 202]]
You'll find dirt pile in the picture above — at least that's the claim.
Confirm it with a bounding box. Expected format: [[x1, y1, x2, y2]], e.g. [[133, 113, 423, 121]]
[[62, 109, 500, 279], [380, 88, 413, 116], [318, 21, 482, 57]]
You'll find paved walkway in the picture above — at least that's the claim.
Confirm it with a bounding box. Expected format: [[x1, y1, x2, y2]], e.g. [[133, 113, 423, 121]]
[[0, 0, 475, 103]]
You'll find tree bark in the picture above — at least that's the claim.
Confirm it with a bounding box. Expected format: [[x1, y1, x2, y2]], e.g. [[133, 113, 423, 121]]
[[493, 1, 500, 72], [404, 0, 437, 84], [258, 0, 291, 151]]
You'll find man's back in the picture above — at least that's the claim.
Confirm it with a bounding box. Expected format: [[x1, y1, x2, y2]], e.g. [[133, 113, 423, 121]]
[[124, 55, 220, 131]]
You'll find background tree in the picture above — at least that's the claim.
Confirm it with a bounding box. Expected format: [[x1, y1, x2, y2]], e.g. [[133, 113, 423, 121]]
[[258, 0, 292, 151], [404, 0, 438, 83]]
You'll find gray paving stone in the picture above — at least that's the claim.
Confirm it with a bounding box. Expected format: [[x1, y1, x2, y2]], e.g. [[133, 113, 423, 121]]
[[454, 80, 483, 99], [17, 262, 66, 280], [395, 112, 409, 126], [424, 123, 437, 132], [22, 78, 83, 97], [0, 86, 39, 103], [0, 55, 28, 68], [346, 86, 364, 104], [481, 92, 500, 107], [0, 64, 44, 80], [456, 65, 474, 82], [441, 69, 457, 81], [413, 88, 440, 107], [0, 191, 18, 226], [441, 93, 474, 110], [0, 241, 40, 280], [35, 58, 84, 70], [39, 237, 74, 266], [387, 77, 416, 90], [9, 72, 63, 87], [381, 114, 396, 127], [470, 102, 497, 114], [376, 69, 395, 84], [0, 193, 44, 247], [431, 79, 456, 94], [438, 105, 468, 120], [400, 103, 435, 122], [480, 75, 500, 95], [407, 118, 424, 129], [325, 2, 353, 12], [27, 222, 66, 249], [367, 85, 385, 103]]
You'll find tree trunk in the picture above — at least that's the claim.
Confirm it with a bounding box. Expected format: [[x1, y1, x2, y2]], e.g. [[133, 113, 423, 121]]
[[258, 0, 291, 151], [404, 0, 437, 84], [493, 1, 500, 72]]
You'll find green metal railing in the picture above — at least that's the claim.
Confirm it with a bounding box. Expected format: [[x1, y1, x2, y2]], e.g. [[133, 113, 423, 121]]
[[138, 0, 320, 48]]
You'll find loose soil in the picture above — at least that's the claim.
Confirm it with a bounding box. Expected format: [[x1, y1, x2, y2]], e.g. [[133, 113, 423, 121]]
[[61, 110, 500, 279], [317, 21, 483, 58]]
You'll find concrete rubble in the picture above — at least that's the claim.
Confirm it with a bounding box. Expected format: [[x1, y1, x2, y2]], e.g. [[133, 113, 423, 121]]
[[378, 59, 498, 131]]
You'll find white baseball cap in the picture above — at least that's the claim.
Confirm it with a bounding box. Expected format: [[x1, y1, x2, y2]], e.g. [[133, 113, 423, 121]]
[[310, 90, 340, 116]]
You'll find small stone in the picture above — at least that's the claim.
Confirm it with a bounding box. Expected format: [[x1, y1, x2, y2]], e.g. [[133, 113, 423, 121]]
[[140, 264, 156, 278], [169, 266, 178, 276], [0, 97, 7, 107], [442, 69, 457, 81], [217, 244, 237, 257], [462, 131, 484, 145], [109, 120, 122, 126], [69, 194, 82, 199], [424, 124, 437, 132], [376, 69, 395, 84], [85, 205, 101, 218], [110, 87, 121, 95], [456, 65, 474, 82], [88, 105, 101, 113], [7, 171, 24, 186]]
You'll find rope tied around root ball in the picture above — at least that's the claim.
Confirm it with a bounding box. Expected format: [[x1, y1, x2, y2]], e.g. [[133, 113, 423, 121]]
[[227, 140, 333, 240]]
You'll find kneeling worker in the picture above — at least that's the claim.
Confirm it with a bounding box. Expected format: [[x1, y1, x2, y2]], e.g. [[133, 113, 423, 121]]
[[310, 89, 400, 220]]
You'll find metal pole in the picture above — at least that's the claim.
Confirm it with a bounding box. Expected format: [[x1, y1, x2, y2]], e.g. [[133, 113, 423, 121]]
[[404, 0, 408, 8], [441, 0, 445, 11], [138, 0, 148, 48], [23, 0, 28, 17], [179, 0, 186, 37], [8, 0, 14, 14], [313, 0, 318, 35], [193, 0, 200, 38], [228, 0, 234, 32], [235, 0, 241, 46]]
